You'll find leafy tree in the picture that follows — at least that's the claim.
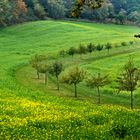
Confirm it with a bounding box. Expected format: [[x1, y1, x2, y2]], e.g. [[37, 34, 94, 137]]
[[38, 63, 49, 85], [59, 50, 66, 58], [92, 2, 111, 22], [116, 58, 140, 109], [105, 43, 112, 54], [30, 54, 47, 79], [67, 47, 77, 57], [87, 43, 95, 54], [78, 44, 86, 58], [34, 2, 45, 19], [86, 73, 109, 104], [116, 9, 127, 24], [24, 0, 34, 8], [49, 61, 63, 91], [60, 66, 85, 97], [0, 0, 9, 26], [72, 0, 104, 18], [47, 0, 65, 19], [128, 11, 140, 22], [9, 0, 27, 24], [0, 0, 27, 26], [63, 0, 74, 17], [96, 44, 103, 52]]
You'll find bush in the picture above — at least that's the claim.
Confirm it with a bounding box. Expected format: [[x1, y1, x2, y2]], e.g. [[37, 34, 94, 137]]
[[129, 41, 134, 45], [121, 42, 127, 46]]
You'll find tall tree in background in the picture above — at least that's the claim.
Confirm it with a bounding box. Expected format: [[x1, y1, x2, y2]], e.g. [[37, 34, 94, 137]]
[[10, 0, 27, 24], [72, 0, 104, 17], [116, 9, 127, 24], [47, 0, 65, 19], [0, 0, 9, 26], [1, 0, 140, 26], [34, 2, 46, 19]]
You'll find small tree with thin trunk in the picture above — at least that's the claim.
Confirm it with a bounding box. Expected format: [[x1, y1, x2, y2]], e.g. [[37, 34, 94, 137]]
[[59, 50, 66, 58], [60, 66, 85, 97], [67, 47, 77, 58], [86, 73, 109, 104], [30, 54, 47, 79], [105, 43, 112, 54], [78, 44, 86, 58], [38, 63, 49, 85], [96, 44, 104, 52], [49, 61, 63, 91], [116, 58, 140, 109], [87, 43, 95, 54]]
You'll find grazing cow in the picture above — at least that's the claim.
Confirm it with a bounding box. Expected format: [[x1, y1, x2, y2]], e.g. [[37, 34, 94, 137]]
[[134, 34, 140, 38]]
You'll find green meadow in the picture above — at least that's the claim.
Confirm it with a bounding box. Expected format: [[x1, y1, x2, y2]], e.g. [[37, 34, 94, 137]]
[[0, 20, 140, 139]]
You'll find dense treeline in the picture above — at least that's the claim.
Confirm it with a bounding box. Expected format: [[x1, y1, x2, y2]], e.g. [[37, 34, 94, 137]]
[[82, 0, 140, 25], [0, 0, 140, 27]]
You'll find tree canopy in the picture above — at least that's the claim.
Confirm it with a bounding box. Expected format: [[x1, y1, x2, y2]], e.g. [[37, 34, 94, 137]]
[[0, 0, 140, 27]]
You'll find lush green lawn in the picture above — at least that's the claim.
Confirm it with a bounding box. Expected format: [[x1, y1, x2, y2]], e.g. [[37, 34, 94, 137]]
[[0, 20, 140, 139]]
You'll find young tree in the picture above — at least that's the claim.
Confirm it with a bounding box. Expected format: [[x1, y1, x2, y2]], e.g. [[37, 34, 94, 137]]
[[78, 44, 86, 58], [59, 50, 66, 58], [86, 73, 109, 104], [105, 43, 112, 54], [60, 66, 85, 97], [67, 47, 77, 58], [87, 43, 95, 54], [96, 44, 104, 52], [116, 58, 140, 109], [30, 54, 47, 79], [49, 61, 63, 91], [38, 63, 49, 85]]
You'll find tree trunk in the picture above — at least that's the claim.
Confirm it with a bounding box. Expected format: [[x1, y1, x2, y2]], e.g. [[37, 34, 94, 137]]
[[74, 83, 77, 97], [108, 49, 109, 55], [37, 70, 40, 79], [45, 72, 48, 85], [130, 90, 133, 109], [97, 87, 100, 104], [56, 76, 59, 91]]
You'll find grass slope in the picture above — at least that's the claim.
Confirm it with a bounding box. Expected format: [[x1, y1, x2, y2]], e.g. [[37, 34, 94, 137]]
[[0, 20, 140, 139]]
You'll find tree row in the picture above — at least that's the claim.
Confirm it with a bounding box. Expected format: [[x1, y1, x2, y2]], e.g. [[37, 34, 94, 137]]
[[59, 41, 134, 58], [30, 54, 140, 110]]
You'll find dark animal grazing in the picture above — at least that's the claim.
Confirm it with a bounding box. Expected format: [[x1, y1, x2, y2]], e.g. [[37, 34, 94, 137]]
[[134, 34, 140, 38]]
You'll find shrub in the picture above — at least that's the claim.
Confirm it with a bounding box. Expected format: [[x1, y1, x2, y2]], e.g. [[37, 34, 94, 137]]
[[121, 42, 127, 46]]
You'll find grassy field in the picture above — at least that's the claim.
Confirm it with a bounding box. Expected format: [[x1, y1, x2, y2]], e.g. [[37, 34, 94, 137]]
[[0, 20, 140, 139]]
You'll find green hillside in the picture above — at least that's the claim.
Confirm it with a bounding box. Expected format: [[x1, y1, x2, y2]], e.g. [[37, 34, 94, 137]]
[[0, 20, 140, 139]]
